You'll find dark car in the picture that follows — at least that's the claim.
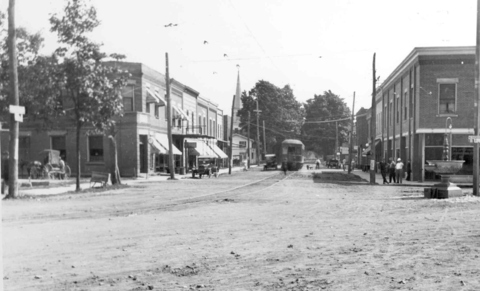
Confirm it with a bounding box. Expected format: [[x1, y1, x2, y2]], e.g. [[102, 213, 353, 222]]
[[327, 159, 340, 169]]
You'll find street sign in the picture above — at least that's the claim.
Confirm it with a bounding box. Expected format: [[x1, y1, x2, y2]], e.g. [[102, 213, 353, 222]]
[[468, 136, 480, 143], [340, 146, 349, 154], [9, 105, 25, 122]]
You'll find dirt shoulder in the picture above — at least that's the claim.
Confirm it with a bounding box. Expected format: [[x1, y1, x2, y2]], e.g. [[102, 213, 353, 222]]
[[3, 169, 480, 290]]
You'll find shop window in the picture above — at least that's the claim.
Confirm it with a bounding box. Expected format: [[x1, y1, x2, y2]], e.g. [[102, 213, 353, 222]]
[[51, 135, 67, 160], [88, 136, 104, 162], [439, 83, 456, 114]]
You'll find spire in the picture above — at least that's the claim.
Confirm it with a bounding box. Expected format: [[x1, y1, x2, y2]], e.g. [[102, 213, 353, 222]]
[[233, 65, 242, 129]]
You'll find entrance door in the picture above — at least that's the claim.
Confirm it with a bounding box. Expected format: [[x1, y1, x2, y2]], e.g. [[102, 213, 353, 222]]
[[139, 135, 148, 173]]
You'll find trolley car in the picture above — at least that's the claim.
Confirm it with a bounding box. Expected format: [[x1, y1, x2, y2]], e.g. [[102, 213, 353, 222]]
[[276, 139, 305, 171]]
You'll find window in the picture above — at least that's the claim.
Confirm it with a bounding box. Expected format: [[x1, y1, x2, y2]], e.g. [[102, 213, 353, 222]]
[[146, 103, 150, 113], [122, 86, 134, 112], [239, 141, 246, 148], [439, 83, 456, 114], [88, 136, 104, 162], [396, 98, 399, 123], [154, 105, 159, 119], [404, 92, 408, 120]]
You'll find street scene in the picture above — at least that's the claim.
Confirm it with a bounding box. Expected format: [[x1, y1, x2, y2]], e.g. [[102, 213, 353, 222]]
[[2, 0, 480, 290]]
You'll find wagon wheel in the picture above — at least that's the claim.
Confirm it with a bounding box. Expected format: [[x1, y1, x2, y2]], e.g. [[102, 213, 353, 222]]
[[43, 164, 53, 179], [64, 165, 72, 179]]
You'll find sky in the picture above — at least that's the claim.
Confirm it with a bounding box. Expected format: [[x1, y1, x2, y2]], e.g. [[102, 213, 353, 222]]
[[0, 0, 477, 114]]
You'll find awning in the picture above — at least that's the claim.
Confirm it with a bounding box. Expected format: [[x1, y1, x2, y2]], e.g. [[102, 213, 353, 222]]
[[185, 138, 217, 158], [209, 143, 228, 159], [146, 88, 161, 104], [153, 133, 182, 155], [149, 137, 166, 154], [153, 91, 166, 106], [173, 105, 189, 120]]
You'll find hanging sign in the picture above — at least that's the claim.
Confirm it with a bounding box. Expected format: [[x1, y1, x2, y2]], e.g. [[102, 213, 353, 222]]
[[468, 136, 480, 143]]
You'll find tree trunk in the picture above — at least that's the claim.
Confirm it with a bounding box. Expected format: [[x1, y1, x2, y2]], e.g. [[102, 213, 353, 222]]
[[75, 120, 82, 191], [6, 0, 19, 199], [108, 129, 121, 185]]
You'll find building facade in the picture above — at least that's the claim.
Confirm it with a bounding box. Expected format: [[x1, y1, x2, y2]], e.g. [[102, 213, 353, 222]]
[[361, 46, 476, 181]]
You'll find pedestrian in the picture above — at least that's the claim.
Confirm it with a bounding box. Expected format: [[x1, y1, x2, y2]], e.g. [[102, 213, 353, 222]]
[[343, 158, 346, 171], [315, 158, 320, 169], [389, 158, 396, 184], [395, 158, 404, 184], [2, 151, 9, 195], [406, 160, 412, 181], [58, 156, 65, 180], [243, 159, 248, 171], [380, 159, 389, 184], [282, 158, 288, 175]]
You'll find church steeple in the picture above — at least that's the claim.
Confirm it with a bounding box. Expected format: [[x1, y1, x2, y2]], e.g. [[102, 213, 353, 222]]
[[233, 66, 242, 129]]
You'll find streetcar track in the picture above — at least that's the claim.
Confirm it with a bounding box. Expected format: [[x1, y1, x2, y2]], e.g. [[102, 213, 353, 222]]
[[4, 171, 299, 224]]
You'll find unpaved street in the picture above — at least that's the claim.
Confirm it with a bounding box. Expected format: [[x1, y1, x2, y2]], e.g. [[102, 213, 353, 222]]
[[3, 168, 480, 290]]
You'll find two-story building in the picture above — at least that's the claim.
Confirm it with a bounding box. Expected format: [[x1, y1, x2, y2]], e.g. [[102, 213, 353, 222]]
[[361, 46, 476, 181]]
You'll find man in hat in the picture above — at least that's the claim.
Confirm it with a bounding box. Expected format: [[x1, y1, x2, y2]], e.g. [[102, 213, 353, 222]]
[[395, 158, 404, 184]]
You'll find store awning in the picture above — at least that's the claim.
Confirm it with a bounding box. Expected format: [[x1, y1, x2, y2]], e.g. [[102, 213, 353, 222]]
[[153, 133, 182, 155], [153, 91, 166, 106], [209, 143, 228, 159], [185, 138, 217, 158], [146, 88, 162, 104], [149, 137, 166, 154], [173, 105, 189, 120]]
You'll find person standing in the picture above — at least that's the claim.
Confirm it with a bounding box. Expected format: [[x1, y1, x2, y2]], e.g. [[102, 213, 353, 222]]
[[380, 159, 389, 184], [2, 151, 9, 194], [315, 158, 320, 169], [389, 158, 396, 184], [406, 160, 412, 181], [342, 158, 347, 171], [282, 158, 288, 175], [58, 156, 65, 180], [395, 158, 404, 184]]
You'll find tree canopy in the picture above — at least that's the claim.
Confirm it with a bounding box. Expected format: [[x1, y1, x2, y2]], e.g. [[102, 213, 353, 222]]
[[301, 90, 351, 157], [237, 80, 304, 154]]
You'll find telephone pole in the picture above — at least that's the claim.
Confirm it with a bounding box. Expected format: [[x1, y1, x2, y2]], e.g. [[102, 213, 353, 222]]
[[254, 98, 261, 165], [370, 53, 377, 184], [348, 92, 355, 174], [165, 53, 175, 180], [474, 0, 480, 196], [247, 111, 251, 168], [335, 121, 338, 158], [228, 95, 235, 175], [263, 120, 266, 156]]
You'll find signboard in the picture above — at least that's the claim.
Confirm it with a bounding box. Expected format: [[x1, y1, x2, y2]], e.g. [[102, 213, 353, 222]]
[[9, 105, 25, 122], [340, 147, 349, 154], [185, 142, 197, 148], [468, 136, 480, 143]]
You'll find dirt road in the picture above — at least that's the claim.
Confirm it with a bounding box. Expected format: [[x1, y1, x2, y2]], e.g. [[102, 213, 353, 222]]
[[3, 168, 480, 290]]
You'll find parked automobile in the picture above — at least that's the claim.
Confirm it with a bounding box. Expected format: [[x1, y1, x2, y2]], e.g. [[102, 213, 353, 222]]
[[327, 159, 340, 169], [263, 154, 278, 170], [192, 157, 217, 178]]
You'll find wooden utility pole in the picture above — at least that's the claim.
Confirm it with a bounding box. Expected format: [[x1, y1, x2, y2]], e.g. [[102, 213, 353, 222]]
[[335, 121, 338, 157], [165, 53, 175, 180], [348, 92, 355, 174], [370, 53, 377, 184], [474, 0, 480, 196], [263, 120, 266, 156], [228, 95, 235, 174], [6, 0, 19, 200], [247, 111, 251, 168], [254, 98, 261, 165]]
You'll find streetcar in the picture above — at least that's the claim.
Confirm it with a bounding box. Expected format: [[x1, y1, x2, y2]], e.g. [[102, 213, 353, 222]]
[[275, 139, 305, 171]]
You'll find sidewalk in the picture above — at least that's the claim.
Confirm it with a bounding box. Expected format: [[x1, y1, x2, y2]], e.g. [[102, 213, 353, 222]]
[[16, 165, 250, 196]]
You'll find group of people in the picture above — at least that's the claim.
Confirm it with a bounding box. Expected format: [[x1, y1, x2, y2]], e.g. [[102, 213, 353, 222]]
[[379, 157, 412, 184]]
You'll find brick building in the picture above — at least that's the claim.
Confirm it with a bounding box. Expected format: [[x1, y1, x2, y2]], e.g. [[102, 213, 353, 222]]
[[1, 61, 227, 177], [361, 46, 476, 181]]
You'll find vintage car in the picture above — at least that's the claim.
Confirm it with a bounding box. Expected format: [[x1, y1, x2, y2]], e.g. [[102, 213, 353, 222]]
[[263, 154, 278, 170], [327, 159, 340, 169], [191, 157, 218, 178]]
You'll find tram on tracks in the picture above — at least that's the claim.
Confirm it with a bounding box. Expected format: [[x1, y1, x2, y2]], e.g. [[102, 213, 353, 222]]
[[275, 139, 305, 171]]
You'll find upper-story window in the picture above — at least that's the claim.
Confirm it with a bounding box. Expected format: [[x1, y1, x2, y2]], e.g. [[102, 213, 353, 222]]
[[438, 80, 457, 114], [239, 141, 246, 148], [122, 86, 134, 112]]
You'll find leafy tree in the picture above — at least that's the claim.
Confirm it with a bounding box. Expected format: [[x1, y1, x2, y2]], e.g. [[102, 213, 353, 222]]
[[49, 0, 129, 190], [237, 80, 304, 154], [302, 90, 351, 157]]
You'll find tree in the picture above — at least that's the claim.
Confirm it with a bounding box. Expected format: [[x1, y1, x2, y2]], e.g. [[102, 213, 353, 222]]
[[302, 90, 351, 157], [49, 0, 129, 190], [237, 80, 304, 153]]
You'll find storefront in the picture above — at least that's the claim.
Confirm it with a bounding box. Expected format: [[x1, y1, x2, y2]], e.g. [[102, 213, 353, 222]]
[[150, 133, 182, 172]]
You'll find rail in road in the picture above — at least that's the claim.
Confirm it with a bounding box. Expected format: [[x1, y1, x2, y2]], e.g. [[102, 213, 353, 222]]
[[4, 171, 299, 224]]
